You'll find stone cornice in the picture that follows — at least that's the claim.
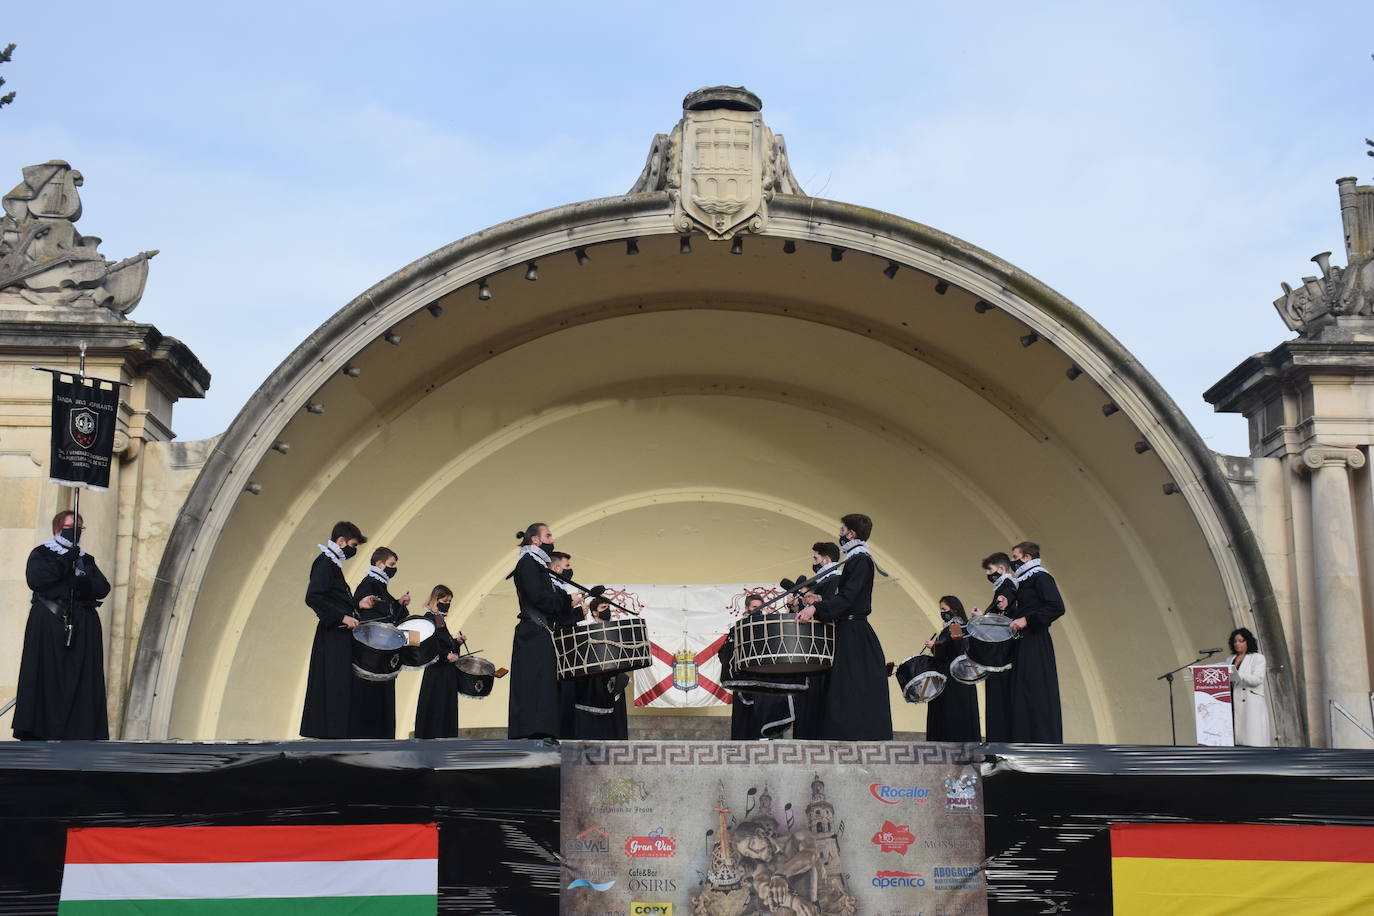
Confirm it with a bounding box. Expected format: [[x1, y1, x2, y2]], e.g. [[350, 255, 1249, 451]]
[[1205, 339, 1374, 415], [0, 318, 210, 400]]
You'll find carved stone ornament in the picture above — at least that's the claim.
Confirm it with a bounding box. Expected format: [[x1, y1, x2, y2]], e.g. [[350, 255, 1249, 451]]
[[1274, 177, 1374, 337], [0, 160, 157, 316], [629, 86, 805, 240]]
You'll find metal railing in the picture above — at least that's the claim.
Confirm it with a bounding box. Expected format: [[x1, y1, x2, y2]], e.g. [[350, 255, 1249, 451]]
[[1328, 695, 1374, 745]]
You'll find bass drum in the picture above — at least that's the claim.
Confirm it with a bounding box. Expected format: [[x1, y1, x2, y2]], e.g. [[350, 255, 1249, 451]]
[[553, 617, 652, 679], [396, 615, 439, 669], [949, 654, 989, 685], [455, 656, 497, 698], [734, 614, 834, 675], [719, 631, 807, 694], [351, 621, 406, 682], [893, 654, 946, 704]]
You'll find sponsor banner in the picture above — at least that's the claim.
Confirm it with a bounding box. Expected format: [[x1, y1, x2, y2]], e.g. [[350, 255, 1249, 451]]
[[1189, 664, 1235, 746], [560, 742, 986, 915], [611, 584, 782, 709], [48, 373, 121, 491]]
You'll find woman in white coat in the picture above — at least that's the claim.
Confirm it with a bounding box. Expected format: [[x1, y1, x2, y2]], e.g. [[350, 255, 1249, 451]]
[[1228, 627, 1273, 747]]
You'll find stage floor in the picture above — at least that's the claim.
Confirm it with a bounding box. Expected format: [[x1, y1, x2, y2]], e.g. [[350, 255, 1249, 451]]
[[2, 740, 1372, 913]]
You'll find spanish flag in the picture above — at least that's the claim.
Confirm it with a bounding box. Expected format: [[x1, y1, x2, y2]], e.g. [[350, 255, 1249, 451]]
[[1111, 823, 1374, 915]]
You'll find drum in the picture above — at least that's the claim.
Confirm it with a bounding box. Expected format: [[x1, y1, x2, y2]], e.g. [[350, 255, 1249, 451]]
[[351, 621, 406, 682], [553, 617, 652, 679], [455, 655, 496, 698], [396, 615, 439, 669], [967, 613, 1019, 643], [719, 633, 808, 694], [734, 614, 835, 675], [949, 654, 989, 685], [966, 634, 1014, 672], [894, 654, 946, 704]]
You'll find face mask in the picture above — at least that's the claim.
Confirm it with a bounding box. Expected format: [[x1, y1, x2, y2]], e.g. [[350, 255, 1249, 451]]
[[437, 602, 451, 613], [812, 562, 823, 573], [940, 611, 954, 623], [60, 527, 78, 543], [1011, 558, 1023, 570], [986, 572, 999, 583], [384, 566, 398, 578], [342, 544, 358, 559], [562, 567, 574, 581], [838, 533, 850, 546]]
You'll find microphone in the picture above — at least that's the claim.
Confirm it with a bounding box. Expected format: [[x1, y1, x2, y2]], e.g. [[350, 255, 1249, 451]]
[[1199, 648, 1223, 655]]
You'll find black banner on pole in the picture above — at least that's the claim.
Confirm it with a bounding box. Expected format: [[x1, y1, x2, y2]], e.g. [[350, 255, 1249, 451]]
[[48, 374, 120, 491]]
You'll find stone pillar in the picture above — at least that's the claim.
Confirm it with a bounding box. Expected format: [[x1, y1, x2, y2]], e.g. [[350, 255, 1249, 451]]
[[1301, 447, 1374, 746]]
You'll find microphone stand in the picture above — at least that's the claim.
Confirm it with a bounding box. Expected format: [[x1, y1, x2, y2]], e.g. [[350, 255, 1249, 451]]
[[1156, 651, 1222, 745]]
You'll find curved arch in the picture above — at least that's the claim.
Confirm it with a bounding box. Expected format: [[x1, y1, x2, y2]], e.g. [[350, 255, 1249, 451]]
[[125, 193, 1297, 744]]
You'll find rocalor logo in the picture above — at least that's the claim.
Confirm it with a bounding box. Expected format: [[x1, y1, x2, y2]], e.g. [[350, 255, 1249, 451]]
[[871, 820, 916, 854], [870, 783, 932, 804]]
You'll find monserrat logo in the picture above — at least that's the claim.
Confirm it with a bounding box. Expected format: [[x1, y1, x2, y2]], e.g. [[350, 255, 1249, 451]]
[[624, 827, 676, 858], [630, 904, 673, 915], [871, 820, 916, 854], [872, 870, 927, 888], [567, 878, 616, 892], [870, 783, 932, 804]]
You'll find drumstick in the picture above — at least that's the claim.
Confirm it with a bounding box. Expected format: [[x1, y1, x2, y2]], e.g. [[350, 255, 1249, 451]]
[[548, 572, 640, 616]]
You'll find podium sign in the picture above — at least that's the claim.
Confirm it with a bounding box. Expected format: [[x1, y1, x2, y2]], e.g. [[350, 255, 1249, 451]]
[[1189, 664, 1234, 746]]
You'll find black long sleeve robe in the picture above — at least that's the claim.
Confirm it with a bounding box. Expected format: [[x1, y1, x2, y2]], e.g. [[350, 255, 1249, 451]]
[[1007, 568, 1065, 743], [811, 552, 893, 740], [300, 552, 359, 739], [983, 576, 1018, 741], [13, 544, 111, 740], [792, 573, 841, 740], [925, 619, 981, 742], [508, 553, 570, 739], [348, 575, 407, 739], [415, 612, 461, 739]]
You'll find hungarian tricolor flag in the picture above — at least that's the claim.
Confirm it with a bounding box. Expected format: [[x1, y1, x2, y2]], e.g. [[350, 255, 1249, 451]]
[[1111, 823, 1374, 914], [59, 824, 438, 914]]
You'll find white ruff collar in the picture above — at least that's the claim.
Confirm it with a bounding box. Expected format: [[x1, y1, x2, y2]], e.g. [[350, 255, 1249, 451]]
[[520, 544, 551, 567], [842, 540, 870, 559], [318, 541, 345, 569], [365, 565, 391, 586], [814, 563, 842, 582], [42, 534, 85, 557], [991, 573, 1014, 590], [1014, 558, 1047, 583]]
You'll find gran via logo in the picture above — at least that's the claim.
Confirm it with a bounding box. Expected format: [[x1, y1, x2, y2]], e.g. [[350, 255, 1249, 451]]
[[869, 783, 932, 805]]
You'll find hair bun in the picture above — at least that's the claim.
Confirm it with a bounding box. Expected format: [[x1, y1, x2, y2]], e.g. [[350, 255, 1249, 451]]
[[515, 531, 526, 540]]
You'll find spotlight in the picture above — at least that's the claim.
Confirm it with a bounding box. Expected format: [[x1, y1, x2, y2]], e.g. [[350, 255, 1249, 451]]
[[731, 236, 744, 255], [883, 261, 899, 279], [575, 247, 590, 265], [477, 279, 492, 300], [974, 300, 994, 313], [1134, 441, 1152, 454], [934, 280, 950, 295], [680, 235, 692, 254], [524, 262, 539, 281], [304, 401, 324, 415], [1102, 403, 1119, 417], [383, 330, 402, 346], [271, 440, 291, 454], [426, 302, 443, 318], [1065, 366, 1083, 381], [1162, 482, 1180, 496], [830, 247, 844, 262], [783, 240, 797, 254], [626, 238, 639, 255], [245, 481, 263, 495], [1020, 332, 1039, 348], [342, 364, 361, 378]]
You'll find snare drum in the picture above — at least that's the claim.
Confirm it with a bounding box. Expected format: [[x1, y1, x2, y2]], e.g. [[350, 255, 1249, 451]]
[[396, 615, 439, 669], [966, 635, 1014, 672], [455, 655, 497, 698], [554, 616, 652, 679], [734, 614, 835, 675], [949, 654, 989, 685], [967, 613, 1019, 643], [894, 654, 946, 703], [351, 621, 406, 682]]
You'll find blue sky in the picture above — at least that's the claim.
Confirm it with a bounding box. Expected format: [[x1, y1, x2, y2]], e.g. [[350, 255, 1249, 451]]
[[4, 1, 1371, 454]]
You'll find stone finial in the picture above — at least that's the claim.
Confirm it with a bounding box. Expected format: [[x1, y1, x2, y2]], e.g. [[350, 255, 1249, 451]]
[[0, 160, 157, 317], [1274, 178, 1374, 337], [629, 86, 805, 240]]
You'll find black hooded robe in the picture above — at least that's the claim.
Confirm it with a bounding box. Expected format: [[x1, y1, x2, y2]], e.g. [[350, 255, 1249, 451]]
[[348, 575, 407, 739], [1007, 566, 1065, 743], [13, 544, 111, 741], [811, 551, 893, 740], [792, 572, 841, 740], [925, 620, 981, 742], [414, 612, 461, 739], [982, 576, 1018, 742], [300, 552, 360, 739], [508, 552, 568, 739]]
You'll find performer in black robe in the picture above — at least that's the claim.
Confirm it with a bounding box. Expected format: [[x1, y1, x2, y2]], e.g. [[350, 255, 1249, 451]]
[[976, 552, 1018, 741], [13, 512, 111, 740], [792, 543, 842, 740], [800, 514, 893, 740], [1006, 541, 1065, 743], [569, 597, 633, 740], [724, 595, 797, 740], [414, 586, 463, 739], [508, 523, 575, 739], [924, 596, 981, 742], [300, 521, 375, 739], [548, 552, 583, 737], [349, 546, 410, 739]]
